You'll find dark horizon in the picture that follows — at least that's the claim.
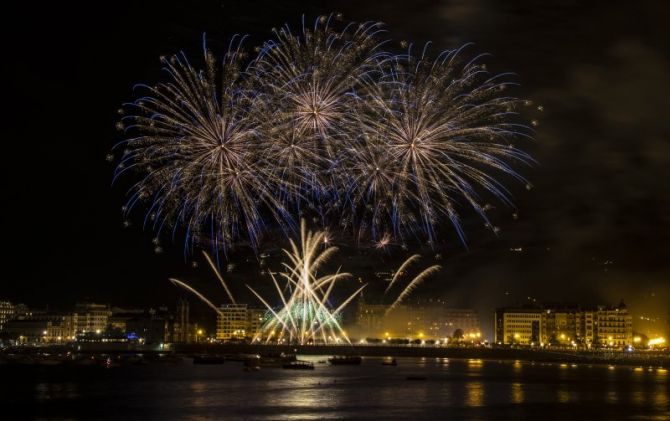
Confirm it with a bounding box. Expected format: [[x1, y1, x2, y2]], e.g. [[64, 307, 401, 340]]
[[4, 0, 669, 329]]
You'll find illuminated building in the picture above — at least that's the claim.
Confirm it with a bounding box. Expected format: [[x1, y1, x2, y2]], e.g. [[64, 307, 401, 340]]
[[75, 303, 112, 334], [594, 302, 633, 348], [2, 313, 75, 343], [216, 304, 266, 341], [355, 298, 481, 339], [0, 301, 14, 330], [172, 299, 191, 343], [542, 305, 595, 346], [44, 314, 76, 342], [494, 308, 543, 345], [495, 302, 633, 348], [247, 308, 266, 338], [1, 319, 50, 343]]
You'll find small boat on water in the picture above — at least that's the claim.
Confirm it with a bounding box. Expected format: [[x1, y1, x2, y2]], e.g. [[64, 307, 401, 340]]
[[382, 357, 397, 366], [328, 356, 362, 365], [193, 355, 225, 365], [282, 360, 315, 370], [257, 353, 296, 367]]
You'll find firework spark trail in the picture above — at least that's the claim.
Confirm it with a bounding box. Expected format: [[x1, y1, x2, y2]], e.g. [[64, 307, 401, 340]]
[[168, 278, 223, 316], [385, 261, 442, 315], [384, 254, 420, 294], [202, 251, 236, 304], [167, 223, 442, 343], [115, 16, 535, 252]]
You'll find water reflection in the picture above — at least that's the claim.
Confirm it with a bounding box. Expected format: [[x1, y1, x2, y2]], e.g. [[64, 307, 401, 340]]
[[6, 358, 670, 420], [556, 386, 571, 403], [189, 381, 208, 408], [465, 381, 484, 407], [35, 382, 79, 401], [510, 382, 524, 404], [467, 359, 483, 370], [653, 384, 668, 409], [262, 375, 342, 413], [631, 390, 646, 406], [606, 390, 618, 404]]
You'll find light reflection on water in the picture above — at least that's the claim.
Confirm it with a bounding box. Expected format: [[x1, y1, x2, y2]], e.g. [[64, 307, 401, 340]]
[[556, 386, 571, 404], [3, 357, 669, 420], [654, 384, 668, 408], [465, 381, 484, 407], [510, 382, 524, 404], [34, 382, 79, 401], [606, 390, 618, 404]]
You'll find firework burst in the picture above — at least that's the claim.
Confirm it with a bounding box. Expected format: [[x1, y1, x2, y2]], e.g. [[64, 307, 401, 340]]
[[351, 45, 534, 243], [113, 16, 534, 252], [252, 15, 385, 148], [114, 37, 289, 252]]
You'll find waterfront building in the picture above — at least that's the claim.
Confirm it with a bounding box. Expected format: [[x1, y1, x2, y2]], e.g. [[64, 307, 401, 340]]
[[44, 314, 76, 342], [125, 313, 170, 345], [12, 303, 32, 319], [1, 319, 50, 343], [494, 308, 543, 345], [594, 302, 633, 348], [171, 299, 191, 343], [216, 304, 266, 340], [495, 302, 632, 348], [355, 298, 481, 339], [247, 308, 266, 338], [1, 312, 75, 343], [74, 303, 112, 334], [0, 301, 14, 330]]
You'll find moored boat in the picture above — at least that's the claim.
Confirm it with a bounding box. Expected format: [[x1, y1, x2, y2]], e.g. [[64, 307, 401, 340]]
[[282, 360, 314, 370], [328, 356, 362, 365]]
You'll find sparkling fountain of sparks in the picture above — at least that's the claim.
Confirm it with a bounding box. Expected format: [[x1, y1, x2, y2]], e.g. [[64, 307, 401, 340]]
[[248, 220, 366, 345]]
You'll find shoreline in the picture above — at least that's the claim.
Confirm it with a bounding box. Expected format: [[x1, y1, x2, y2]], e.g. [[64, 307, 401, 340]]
[[174, 343, 669, 368]]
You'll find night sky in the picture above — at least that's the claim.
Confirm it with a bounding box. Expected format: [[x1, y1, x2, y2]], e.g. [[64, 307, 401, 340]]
[[5, 1, 669, 334]]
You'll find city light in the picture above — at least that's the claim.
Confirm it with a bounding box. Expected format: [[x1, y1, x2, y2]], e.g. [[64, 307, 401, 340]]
[[648, 337, 666, 347]]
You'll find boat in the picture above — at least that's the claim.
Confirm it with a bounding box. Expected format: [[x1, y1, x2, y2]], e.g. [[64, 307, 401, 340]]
[[193, 355, 225, 365], [382, 357, 397, 366], [282, 360, 315, 370], [328, 356, 362, 365], [258, 353, 296, 367], [225, 353, 261, 362]]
